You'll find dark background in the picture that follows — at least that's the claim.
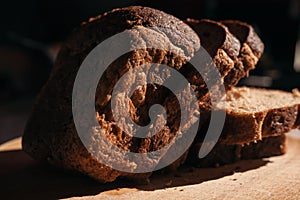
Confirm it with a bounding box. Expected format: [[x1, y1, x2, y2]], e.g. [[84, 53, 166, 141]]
[[1, 0, 300, 144]]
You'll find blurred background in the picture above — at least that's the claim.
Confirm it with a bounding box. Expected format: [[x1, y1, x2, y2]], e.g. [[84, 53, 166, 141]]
[[0, 0, 300, 144]]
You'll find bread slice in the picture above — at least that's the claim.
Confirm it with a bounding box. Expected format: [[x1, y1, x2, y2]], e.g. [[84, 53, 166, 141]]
[[187, 135, 286, 167], [222, 20, 264, 89], [185, 19, 264, 92], [199, 87, 300, 145], [185, 19, 240, 82], [222, 20, 264, 59], [22, 6, 200, 183], [185, 19, 263, 98], [186, 19, 240, 59]]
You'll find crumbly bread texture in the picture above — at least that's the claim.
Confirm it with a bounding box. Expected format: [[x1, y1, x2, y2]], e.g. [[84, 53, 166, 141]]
[[222, 20, 264, 89], [199, 87, 300, 145], [187, 135, 286, 167], [22, 6, 200, 183]]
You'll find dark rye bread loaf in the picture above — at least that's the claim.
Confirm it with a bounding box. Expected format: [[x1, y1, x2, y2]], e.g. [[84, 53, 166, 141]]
[[197, 87, 300, 145], [222, 20, 264, 88], [187, 135, 286, 167], [22, 6, 200, 183]]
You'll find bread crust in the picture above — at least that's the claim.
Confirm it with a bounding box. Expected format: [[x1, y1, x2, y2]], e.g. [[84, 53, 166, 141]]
[[221, 105, 297, 144], [187, 135, 286, 167]]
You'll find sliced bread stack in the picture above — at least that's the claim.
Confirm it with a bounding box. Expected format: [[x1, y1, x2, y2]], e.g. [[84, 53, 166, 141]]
[[22, 6, 299, 183], [186, 19, 300, 167]]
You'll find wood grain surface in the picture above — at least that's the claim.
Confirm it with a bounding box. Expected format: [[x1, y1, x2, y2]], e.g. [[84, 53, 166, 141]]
[[1, 133, 300, 200]]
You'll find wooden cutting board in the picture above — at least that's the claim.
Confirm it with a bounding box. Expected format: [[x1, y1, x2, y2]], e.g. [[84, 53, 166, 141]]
[[1, 132, 300, 200]]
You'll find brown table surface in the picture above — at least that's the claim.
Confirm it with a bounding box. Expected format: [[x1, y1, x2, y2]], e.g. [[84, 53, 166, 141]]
[[1, 132, 300, 200]]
